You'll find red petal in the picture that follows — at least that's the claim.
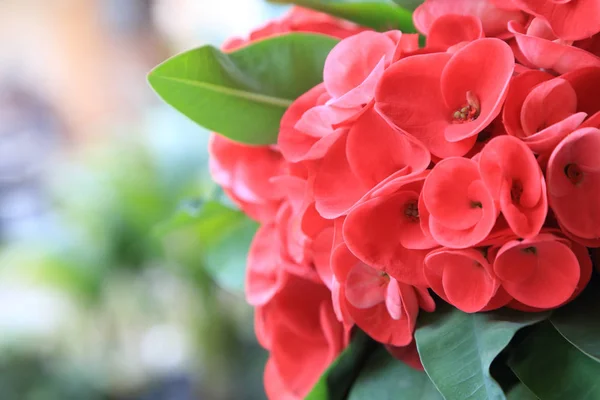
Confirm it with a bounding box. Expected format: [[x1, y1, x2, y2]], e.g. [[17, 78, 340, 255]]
[[427, 14, 483, 50], [345, 282, 419, 346], [344, 188, 430, 286], [479, 135, 547, 238], [314, 132, 369, 218], [246, 223, 285, 306], [426, 248, 499, 313], [509, 20, 600, 74], [442, 38, 514, 143], [376, 52, 476, 158], [494, 235, 581, 308], [414, 0, 526, 38], [347, 108, 430, 188], [516, 0, 600, 41], [503, 70, 554, 139], [547, 127, 600, 239]]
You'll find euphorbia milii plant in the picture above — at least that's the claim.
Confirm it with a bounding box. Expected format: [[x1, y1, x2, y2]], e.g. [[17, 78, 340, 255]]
[[150, 0, 600, 398]]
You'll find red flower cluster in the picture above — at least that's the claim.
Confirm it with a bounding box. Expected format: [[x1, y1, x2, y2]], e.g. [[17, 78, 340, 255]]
[[210, 2, 600, 398]]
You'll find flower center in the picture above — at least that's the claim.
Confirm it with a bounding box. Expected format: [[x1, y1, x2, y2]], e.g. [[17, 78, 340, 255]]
[[470, 200, 483, 208], [452, 91, 481, 124], [403, 201, 419, 222], [522, 246, 537, 255], [564, 163, 583, 185], [511, 180, 523, 203]]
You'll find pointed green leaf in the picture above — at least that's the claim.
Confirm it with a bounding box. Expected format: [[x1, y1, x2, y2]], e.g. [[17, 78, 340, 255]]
[[348, 347, 442, 399], [415, 304, 548, 400], [306, 330, 376, 400], [148, 33, 338, 145], [268, 0, 416, 32], [509, 322, 600, 400], [551, 278, 600, 363]]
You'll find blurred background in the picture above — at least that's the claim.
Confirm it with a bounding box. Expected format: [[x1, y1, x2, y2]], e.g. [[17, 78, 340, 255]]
[[0, 0, 288, 398]]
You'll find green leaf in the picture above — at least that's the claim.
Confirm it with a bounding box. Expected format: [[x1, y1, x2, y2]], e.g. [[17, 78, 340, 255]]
[[551, 278, 600, 363], [268, 0, 416, 32], [148, 33, 338, 145], [506, 383, 538, 400], [509, 322, 600, 400], [392, 0, 424, 10], [347, 347, 442, 400], [415, 303, 549, 400], [159, 200, 258, 294], [306, 330, 376, 400]]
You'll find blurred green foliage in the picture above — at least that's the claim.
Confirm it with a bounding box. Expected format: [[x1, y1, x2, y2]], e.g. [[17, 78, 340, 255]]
[[0, 106, 266, 399]]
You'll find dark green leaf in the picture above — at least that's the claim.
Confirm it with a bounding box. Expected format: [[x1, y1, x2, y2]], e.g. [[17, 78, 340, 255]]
[[392, 0, 424, 10], [268, 0, 416, 32], [506, 383, 538, 400], [306, 330, 376, 400], [348, 347, 442, 400], [509, 322, 600, 400], [551, 278, 600, 363], [415, 303, 549, 400], [148, 33, 338, 145]]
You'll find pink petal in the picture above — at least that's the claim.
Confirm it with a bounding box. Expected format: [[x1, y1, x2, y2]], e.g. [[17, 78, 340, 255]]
[[246, 223, 285, 306], [345, 262, 388, 309], [324, 31, 395, 100], [385, 278, 403, 320]]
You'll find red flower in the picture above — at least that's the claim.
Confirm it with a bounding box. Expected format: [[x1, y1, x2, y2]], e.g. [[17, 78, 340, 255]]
[[376, 38, 514, 158], [502, 70, 587, 156], [547, 127, 600, 241], [332, 244, 434, 346], [422, 157, 498, 248], [209, 134, 286, 223], [493, 233, 582, 308], [343, 171, 436, 287], [513, 0, 600, 41], [312, 108, 430, 219], [479, 136, 548, 238], [507, 236, 592, 311], [259, 273, 348, 399], [424, 247, 503, 312], [414, 0, 527, 38]]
